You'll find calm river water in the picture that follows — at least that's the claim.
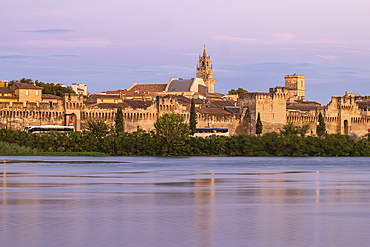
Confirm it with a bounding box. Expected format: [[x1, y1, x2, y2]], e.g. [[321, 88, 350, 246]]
[[1, 156, 370, 247]]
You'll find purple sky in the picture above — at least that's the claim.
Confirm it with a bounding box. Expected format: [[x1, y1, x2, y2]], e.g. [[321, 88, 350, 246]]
[[2, 0, 370, 104]]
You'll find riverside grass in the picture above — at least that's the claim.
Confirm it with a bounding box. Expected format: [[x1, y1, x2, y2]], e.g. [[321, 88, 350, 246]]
[[0, 141, 107, 156]]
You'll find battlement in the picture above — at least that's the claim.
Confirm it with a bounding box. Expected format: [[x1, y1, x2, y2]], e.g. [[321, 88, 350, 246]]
[[240, 92, 270, 99], [158, 95, 175, 104], [269, 86, 287, 92], [238, 87, 288, 102], [63, 93, 84, 102], [0, 101, 61, 110], [351, 117, 370, 124], [156, 95, 178, 112], [284, 73, 305, 79]]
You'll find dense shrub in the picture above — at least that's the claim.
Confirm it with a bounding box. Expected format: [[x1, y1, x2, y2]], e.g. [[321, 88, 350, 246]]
[[0, 141, 38, 155], [1, 126, 370, 156]]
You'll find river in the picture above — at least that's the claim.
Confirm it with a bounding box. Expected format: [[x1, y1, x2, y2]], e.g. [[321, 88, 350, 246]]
[[1, 156, 370, 247]]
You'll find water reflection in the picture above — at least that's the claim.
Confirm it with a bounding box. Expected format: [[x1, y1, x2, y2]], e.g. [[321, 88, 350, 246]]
[[1, 157, 370, 247], [194, 177, 215, 247], [2, 172, 6, 206]]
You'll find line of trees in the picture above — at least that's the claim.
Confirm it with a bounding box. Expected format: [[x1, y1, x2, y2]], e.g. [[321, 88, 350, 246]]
[[9, 78, 75, 97], [228, 87, 248, 95], [0, 111, 369, 156]]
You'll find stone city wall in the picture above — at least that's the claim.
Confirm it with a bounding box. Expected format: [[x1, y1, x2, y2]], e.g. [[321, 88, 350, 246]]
[[0, 94, 243, 135]]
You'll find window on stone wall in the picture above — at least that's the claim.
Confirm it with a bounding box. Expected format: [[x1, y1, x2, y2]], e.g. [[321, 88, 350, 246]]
[[26, 90, 29, 96], [36, 90, 39, 96]]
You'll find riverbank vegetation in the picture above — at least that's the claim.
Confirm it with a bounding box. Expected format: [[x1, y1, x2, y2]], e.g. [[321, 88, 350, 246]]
[[1, 118, 370, 156]]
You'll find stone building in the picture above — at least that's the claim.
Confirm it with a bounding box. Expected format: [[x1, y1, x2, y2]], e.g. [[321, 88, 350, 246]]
[[287, 93, 370, 136], [11, 83, 43, 103], [71, 83, 87, 96]]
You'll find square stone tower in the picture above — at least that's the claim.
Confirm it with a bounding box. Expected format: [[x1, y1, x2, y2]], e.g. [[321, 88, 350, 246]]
[[284, 74, 305, 102]]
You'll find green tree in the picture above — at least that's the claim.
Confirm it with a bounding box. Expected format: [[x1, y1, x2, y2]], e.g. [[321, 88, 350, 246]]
[[86, 119, 110, 147], [189, 99, 197, 135], [256, 112, 263, 135], [317, 113, 326, 135], [228, 87, 248, 95], [115, 107, 124, 134], [280, 122, 310, 137], [298, 124, 310, 137], [154, 113, 190, 145]]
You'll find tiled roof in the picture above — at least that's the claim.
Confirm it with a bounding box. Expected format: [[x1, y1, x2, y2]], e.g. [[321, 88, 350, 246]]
[[207, 100, 236, 108], [122, 91, 160, 97], [87, 101, 153, 110], [90, 94, 122, 99], [358, 100, 370, 108], [0, 96, 17, 99], [196, 107, 231, 115], [175, 95, 191, 105], [42, 94, 63, 99], [0, 87, 12, 93], [14, 83, 43, 89], [105, 90, 121, 95], [129, 84, 167, 93], [294, 100, 321, 106], [86, 103, 121, 109], [207, 92, 225, 98], [224, 106, 241, 114], [286, 103, 319, 111], [175, 95, 206, 105], [124, 100, 153, 109]]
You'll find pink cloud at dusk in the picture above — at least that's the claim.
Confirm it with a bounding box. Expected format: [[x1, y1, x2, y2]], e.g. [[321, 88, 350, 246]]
[[1, 0, 370, 103], [22, 38, 114, 48], [316, 55, 341, 60], [214, 35, 270, 45], [271, 33, 297, 42]]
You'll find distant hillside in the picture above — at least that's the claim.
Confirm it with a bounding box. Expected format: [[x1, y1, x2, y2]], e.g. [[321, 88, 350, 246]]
[[9, 78, 75, 97]]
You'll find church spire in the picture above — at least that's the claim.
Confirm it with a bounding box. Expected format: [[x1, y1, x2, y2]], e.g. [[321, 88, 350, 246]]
[[196, 45, 216, 93]]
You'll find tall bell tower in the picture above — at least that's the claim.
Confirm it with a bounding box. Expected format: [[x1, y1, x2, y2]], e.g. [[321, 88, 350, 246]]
[[196, 46, 216, 93]]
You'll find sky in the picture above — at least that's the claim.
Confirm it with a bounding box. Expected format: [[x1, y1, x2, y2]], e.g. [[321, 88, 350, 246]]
[[1, 0, 370, 105]]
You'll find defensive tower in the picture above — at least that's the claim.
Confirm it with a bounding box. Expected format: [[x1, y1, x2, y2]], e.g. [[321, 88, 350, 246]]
[[285, 73, 305, 102]]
